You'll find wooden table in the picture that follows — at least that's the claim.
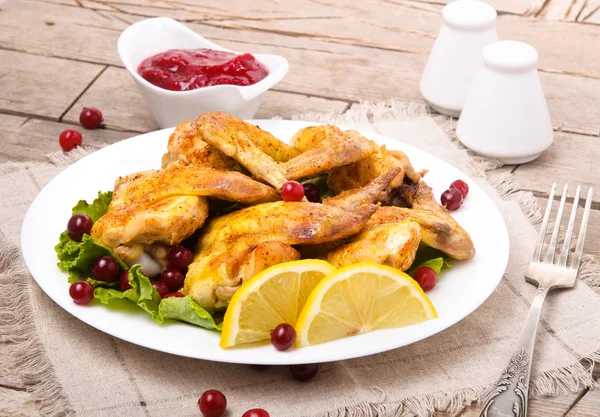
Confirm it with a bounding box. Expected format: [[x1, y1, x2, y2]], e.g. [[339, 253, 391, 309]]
[[1, 0, 599, 415]]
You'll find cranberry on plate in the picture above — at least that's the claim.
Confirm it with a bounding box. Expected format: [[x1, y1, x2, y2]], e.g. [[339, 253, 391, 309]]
[[440, 188, 463, 211], [450, 179, 469, 198], [168, 246, 194, 269], [119, 270, 132, 291], [69, 280, 94, 305], [151, 281, 169, 298], [413, 266, 437, 292], [160, 268, 185, 292], [270, 323, 296, 351], [67, 213, 93, 242], [91, 256, 119, 283], [280, 181, 305, 202]]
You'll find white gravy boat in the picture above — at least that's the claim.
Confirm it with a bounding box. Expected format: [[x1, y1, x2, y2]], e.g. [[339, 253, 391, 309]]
[[118, 17, 289, 128]]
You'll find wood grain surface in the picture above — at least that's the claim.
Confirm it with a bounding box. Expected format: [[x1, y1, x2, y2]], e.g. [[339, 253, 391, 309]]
[[1, 0, 598, 415]]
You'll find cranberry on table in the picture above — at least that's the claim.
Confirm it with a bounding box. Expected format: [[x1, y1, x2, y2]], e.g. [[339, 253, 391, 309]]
[[151, 281, 170, 298], [67, 214, 93, 242], [164, 292, 185, 299], [79, 107, 103, 129], [160, 268, 185, 291], [450, 179, 469, 199], [69, 281, 94, 305], [91, 256, 119, 283], [280, 181, 305, 202], [289, 363, 318, 382], [119, 270, 132, 291], [251, 364, 270, 371], [440, 188, 463, 211], [198, 389, 227, 417], [168, 246, 194, 269], [302, 183, 321, 203], [59, 129, 83, 152], [413, 266, 437, 292], [242, 409, 270, 417], [270, 323, 296, 351]]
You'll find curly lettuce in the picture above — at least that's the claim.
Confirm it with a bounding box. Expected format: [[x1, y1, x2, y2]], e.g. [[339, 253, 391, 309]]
[[55, 191, 220, 331]]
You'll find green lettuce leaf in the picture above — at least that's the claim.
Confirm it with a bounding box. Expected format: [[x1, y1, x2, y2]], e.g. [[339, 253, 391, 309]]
[[94, 264, 162, 320], [72, 191, 113, 221], [159, 296, 222, 331], [55, 233, 127, 284], [407, 245, 452, 276]]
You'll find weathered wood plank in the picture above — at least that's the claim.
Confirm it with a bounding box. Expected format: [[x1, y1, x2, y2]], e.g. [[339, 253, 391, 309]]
[[0, 117, 131, 163], [567, 387, 600, 416], [511, 131, 600, 204], [0, 50, 104, 120], [0, 0, 128, 66], [0, 386, 42, 417], [61, 66, 351, 131]]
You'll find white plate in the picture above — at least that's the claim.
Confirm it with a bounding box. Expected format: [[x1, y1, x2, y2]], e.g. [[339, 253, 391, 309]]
[[21, 120, 509, 365]]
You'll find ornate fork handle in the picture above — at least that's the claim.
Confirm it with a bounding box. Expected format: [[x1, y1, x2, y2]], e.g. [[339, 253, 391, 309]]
[[479, 286, 550, 417]]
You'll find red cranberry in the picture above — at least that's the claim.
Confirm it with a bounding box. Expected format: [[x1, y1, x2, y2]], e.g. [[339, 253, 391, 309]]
[[413, 267, 437, 292], [119, 270, 132, 291], [164, 292, 185, 299], [270, 323, 296, 351], [242, 409, 270, 417], [168, 246, 194, 269], [67, 214, 93, 242], [280, 181, 304, 202], [91, 256, 119, 283], [69, 281, 94, 305], [160, 268, 185, 292], [289, 363, 318, 382], [302, 183, 321, 203], [441, 188, 463, 211], [151, 281, 169, 298], [59, 129, 82, 151], [198, 390, 227, 417], [450, 179, 469, 199], [79, 107, 103, 129]]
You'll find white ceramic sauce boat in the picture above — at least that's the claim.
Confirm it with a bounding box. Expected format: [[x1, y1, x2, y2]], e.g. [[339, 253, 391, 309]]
[[118, 17, 289, 128]]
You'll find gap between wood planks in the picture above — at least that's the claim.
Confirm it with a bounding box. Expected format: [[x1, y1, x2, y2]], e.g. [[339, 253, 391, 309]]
[[58, 66, 108, 122]]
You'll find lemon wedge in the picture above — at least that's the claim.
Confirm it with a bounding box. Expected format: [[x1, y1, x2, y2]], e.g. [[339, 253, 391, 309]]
[[295, 262, 437, 347], [220, 259, 337, 348]]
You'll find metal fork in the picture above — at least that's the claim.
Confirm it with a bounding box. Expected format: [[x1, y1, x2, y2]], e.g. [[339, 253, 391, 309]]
[[479, 184, 594, 417]]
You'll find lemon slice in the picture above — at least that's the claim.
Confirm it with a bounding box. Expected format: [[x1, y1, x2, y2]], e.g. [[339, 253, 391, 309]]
[[295, 262, 437, 347], [220, 259, 337, 348]]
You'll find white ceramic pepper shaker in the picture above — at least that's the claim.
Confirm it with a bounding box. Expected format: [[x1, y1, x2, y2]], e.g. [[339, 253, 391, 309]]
[[456, 41, 553, 164], [420, 0, 498, 117]]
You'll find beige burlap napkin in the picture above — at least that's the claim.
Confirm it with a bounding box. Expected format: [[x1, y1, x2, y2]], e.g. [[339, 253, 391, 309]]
[[1, 102, 599, 417]]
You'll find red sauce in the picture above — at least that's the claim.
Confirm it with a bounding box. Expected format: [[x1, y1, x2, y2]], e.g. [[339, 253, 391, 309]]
[[137, 48, 269, 91]]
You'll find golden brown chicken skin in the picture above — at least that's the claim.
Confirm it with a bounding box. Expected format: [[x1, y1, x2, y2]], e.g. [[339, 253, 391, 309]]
[[184, 169, 401, 311], [283, 126, 380, 180], [161, 120, 242, 171], [91, 165, 278, 263]]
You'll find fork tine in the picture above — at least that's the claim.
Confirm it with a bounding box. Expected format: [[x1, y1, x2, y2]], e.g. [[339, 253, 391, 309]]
[[544, 184, 568, 264], [533, 182, 556, 262], [559, 186, 581, 267], [571, 188, 594, 270]]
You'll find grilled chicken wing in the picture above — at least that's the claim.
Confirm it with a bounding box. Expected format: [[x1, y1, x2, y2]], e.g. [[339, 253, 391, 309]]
[[376, 180, 475, 260], [328, 146, 424, 195], [325, 219, 421, 270], [184, 168, 401, 311], [195, 112, 298, 189], [161, 121, 242, 171], [283, 126, 380, 180], [91, 165, 278, 265]]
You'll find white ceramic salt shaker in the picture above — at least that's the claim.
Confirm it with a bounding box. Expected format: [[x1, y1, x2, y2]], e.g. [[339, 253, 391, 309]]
[[420, 0, 498, 117], [456, 41, 553, 164]]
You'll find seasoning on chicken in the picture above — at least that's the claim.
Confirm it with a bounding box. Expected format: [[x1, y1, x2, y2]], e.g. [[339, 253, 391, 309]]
[[183, 169, 401, 312]]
